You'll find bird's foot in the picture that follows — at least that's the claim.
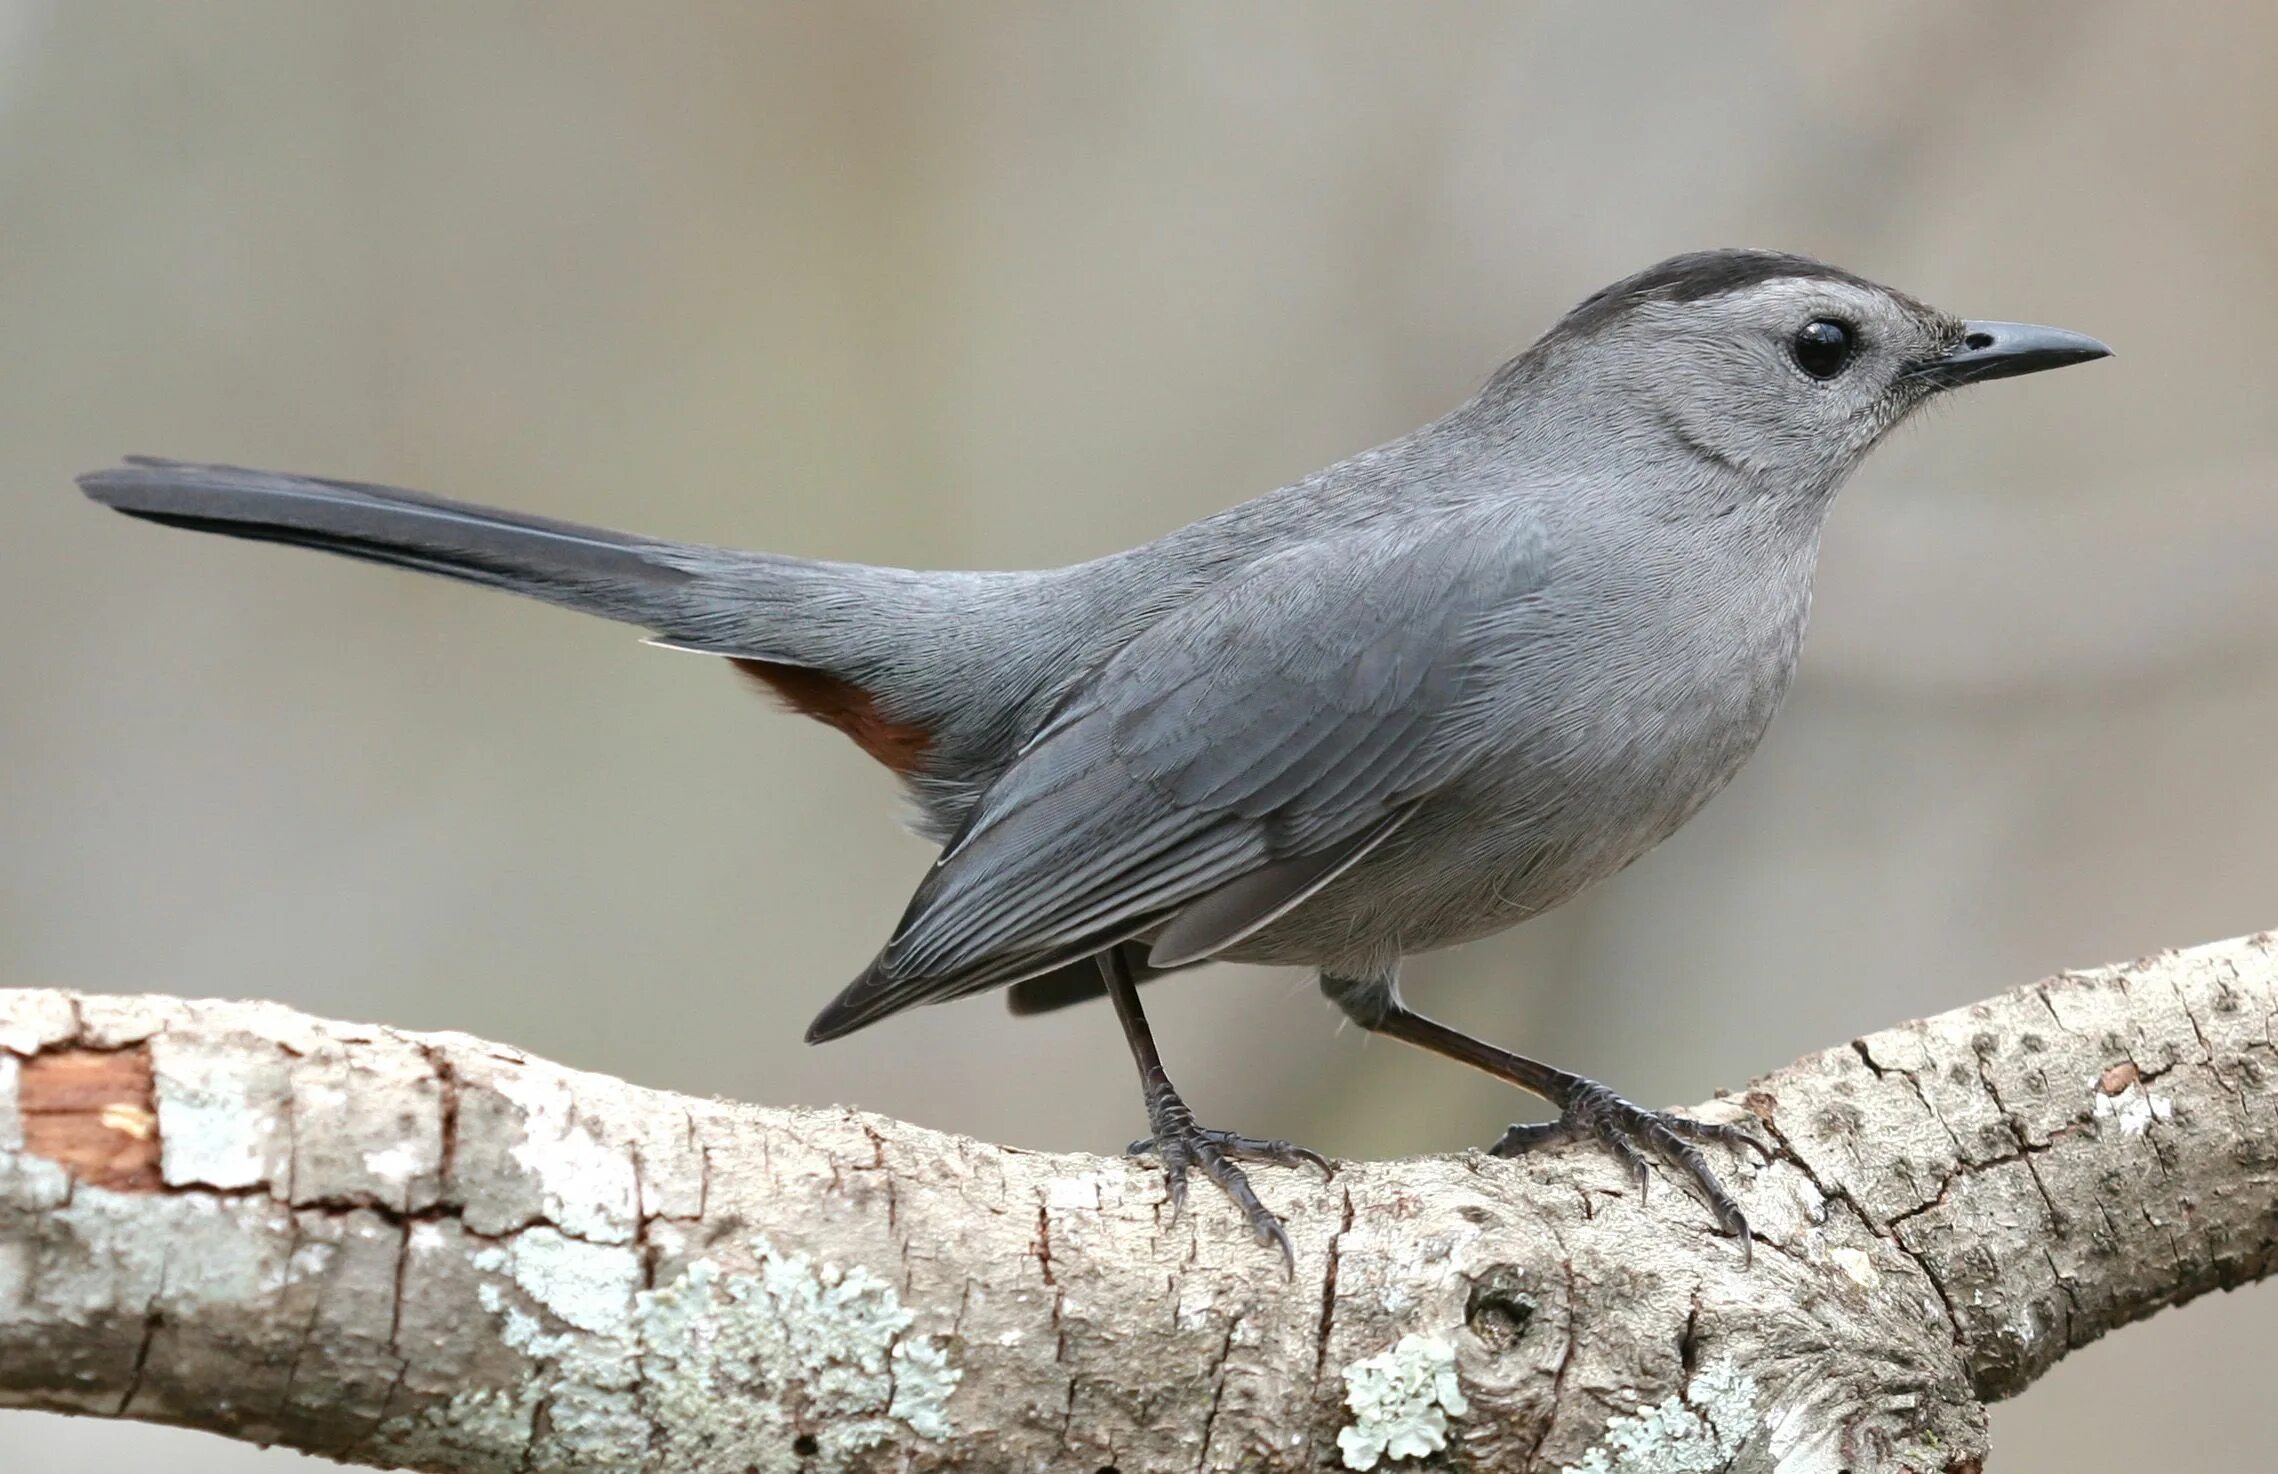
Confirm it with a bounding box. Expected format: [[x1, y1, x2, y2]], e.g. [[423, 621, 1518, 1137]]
[[1489, 1078, 1770, 1264], [1127, 1082, 1330, 1271]]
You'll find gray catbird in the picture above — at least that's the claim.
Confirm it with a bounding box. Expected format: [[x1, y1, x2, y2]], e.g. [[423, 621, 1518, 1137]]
[[79, 249, 2108, 1264]]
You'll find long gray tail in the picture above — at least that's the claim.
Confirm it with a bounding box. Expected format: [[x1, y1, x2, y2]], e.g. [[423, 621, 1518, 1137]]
[[76, 457, 1047, 806], [78, 457, 718, 633]]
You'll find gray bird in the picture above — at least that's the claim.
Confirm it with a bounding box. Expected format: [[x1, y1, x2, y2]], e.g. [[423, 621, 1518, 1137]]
[[78, 249, 2109, 1264]]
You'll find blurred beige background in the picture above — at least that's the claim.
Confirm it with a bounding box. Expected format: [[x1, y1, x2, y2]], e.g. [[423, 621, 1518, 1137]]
[[5, 2, 2275, 1467]]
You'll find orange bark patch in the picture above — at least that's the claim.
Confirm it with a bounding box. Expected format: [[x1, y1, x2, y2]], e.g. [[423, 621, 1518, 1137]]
[[729, 658, 933, 775], [17, 1046, 163, 1191]]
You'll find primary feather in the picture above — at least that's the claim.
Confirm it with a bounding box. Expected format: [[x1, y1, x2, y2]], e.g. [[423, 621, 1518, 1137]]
[[807, 509, 1552, 1039]]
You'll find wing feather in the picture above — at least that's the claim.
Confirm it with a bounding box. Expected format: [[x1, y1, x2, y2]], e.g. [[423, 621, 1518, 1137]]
[[806, 509, 1551, 1041]]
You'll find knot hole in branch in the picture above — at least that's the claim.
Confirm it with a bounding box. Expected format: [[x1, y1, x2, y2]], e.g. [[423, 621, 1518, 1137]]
[[1464, 1263, 1537, 1353]]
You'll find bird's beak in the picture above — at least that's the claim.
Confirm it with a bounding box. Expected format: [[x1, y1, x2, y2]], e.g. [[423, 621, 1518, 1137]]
[[1912, 320, 2112, 389]]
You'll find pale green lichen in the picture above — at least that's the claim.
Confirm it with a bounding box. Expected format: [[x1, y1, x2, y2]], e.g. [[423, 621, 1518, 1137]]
[[400, 1233, 958, 1472], [1561, 1357, 1761, 1474], [490, 1226, 642, 1335], [639, 1238, 960, 1461], [1336, 1332, 1470, 1469]]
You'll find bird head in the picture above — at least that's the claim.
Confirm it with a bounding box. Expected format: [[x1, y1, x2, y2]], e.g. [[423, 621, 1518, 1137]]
[[1484, 249, 2110, 516]]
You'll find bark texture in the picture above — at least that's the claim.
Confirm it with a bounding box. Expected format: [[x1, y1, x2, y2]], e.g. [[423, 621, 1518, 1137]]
[[3, 933, 2275, 1473]]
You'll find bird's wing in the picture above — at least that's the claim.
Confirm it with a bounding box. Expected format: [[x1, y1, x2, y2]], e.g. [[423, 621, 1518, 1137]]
[[806, 507, 1552, 1040]]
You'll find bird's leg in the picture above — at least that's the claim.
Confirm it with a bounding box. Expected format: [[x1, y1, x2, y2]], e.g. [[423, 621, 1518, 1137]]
[[1321, 972, 1768, 1263], [1102, 948, 1328, 1269]]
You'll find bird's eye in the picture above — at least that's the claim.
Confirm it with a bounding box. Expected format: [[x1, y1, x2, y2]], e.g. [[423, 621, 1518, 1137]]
[[1791, 319, 1855, 379]]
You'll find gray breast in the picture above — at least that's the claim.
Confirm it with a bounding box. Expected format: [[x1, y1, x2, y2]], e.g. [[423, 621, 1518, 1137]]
[[1233, 517, 1820, 974]]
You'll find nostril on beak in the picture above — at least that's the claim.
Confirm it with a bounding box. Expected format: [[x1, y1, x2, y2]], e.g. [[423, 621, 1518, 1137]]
[[1963, 330, 1995, 350]]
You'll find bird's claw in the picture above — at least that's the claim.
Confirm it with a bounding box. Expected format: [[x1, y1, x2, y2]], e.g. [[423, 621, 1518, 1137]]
[[1490, 1080, 1768, 1265], [1124, 1129, 1333, 1176], [1127, 1085, 1328, 1273]]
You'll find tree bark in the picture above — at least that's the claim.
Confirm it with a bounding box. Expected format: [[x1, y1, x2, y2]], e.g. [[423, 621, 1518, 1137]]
[[2, 933, 2274, 1473]]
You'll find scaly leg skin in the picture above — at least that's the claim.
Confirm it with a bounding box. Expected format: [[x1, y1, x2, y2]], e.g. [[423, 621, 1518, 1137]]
[[1320, 971, 1771, 1264], [1125, 1077, 1331, 1271], [1098, 949, 1329, 1272], [1488, 1075, 1770, 1266]]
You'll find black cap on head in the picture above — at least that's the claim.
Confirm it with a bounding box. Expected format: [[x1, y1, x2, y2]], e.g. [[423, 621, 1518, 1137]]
[[1547, 249, 1899, 343]]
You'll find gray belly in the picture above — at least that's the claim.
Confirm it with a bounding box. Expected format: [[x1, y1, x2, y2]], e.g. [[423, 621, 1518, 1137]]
[[1226, 603, 1805, 974]]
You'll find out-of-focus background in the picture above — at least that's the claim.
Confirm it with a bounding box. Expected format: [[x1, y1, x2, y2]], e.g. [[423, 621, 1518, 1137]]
[[4, 2, 2274, 1467]]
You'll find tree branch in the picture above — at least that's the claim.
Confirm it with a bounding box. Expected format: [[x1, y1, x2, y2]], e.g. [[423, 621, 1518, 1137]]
[[3, 933, 2274, 1472]]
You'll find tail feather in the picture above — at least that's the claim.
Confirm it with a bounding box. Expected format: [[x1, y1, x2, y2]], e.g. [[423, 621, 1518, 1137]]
[[76, 456, 979, 784], [78, 457, 701, 628]]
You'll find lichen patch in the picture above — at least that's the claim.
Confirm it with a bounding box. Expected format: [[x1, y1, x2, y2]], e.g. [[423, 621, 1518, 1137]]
[[1336, 1332, 1470, 1469], [402, 1233, 960, 1471], [637, 1236, 961, 1462], [487, 1226, 642, 1336], [1559, 1358, 1761, 1474]]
